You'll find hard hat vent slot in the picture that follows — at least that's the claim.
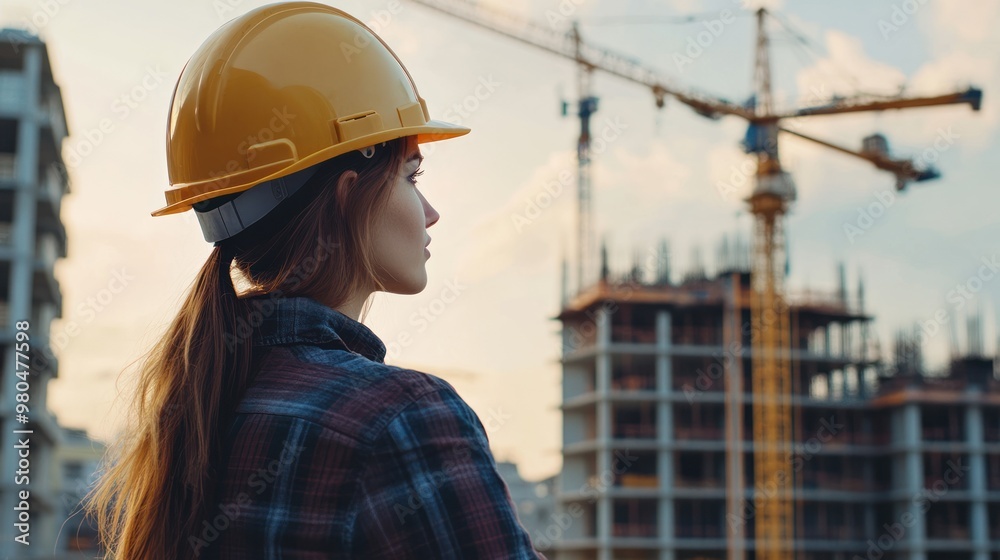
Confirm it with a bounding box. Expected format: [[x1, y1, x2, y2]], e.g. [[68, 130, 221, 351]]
[[333, 111, 383, 142]]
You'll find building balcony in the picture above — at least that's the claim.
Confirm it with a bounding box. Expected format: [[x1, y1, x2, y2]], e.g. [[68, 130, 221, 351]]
[[613, 423, 657, 439], [0, 71, 26, 113], [615, 473, 659, 489], [0, 152, 14, 181], [675, 524, 724, 539], [674, 476, 723, 489], [35, 231, 59, 268], [611, 373, 656, 391], [800, 473, 866, 492], [672, 326, 722, 346], [675, 426, 724, 441], [611, 325, 656, 345], [611, 522, 657, 538], [922, 427, 966, 443], [801, 526, 863, 541], [927, 524, 970, 540], [37, 164, 66, 224], [923, 476, 969, 491], [41, 91, 68, 142]]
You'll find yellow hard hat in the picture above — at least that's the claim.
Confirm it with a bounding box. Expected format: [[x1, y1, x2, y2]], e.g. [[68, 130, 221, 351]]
[[151, 1, 470, 240]]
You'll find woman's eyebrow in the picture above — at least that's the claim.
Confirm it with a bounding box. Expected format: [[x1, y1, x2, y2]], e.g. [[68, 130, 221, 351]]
[[407, 152, 424, 165]]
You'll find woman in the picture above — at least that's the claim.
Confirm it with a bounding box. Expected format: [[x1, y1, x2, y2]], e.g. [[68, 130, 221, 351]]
[[85, 3, 546, 559]]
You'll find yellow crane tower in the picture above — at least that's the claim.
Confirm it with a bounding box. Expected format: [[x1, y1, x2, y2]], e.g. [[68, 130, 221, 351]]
[[405, 2, 983, 558]]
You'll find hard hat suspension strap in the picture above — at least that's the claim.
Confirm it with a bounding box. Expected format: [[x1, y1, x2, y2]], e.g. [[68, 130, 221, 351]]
[[196, 164, 322, 244]]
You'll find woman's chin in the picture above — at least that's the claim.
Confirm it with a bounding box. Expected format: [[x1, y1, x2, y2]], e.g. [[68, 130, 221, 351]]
[[384, 270, 428, 296]]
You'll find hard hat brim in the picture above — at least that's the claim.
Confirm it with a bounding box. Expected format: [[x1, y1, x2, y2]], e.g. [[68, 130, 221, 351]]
[[151, 122, 470, 217]]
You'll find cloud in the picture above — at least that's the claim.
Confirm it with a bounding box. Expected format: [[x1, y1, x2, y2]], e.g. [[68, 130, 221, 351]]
[[909, 0, 1000, 146], [455, 149, 578, 284], [795, 29, 906, 99], [920, 0, 999, 48]]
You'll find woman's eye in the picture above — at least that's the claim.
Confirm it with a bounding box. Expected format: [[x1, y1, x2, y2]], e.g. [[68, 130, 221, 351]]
[[408, 167, 424, 186]]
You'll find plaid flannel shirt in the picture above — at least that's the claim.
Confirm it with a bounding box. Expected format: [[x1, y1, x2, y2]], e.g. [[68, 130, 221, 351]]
[[196, 294, 547, 559]]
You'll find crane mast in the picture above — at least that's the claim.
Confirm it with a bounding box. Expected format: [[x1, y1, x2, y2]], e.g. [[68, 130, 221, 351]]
[[747, 8, 794, 559], [568, 21, 597, 294]]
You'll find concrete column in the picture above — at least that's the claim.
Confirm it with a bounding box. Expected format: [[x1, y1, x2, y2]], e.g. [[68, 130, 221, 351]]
[[0, 44, 42, 556], [595, 306, 612, 559], [862, 415, 875, 541], [901, 404, 926, 560], [841, 320, 849, 360], [657, 310, 674, 560], [966, 399, 988, 560], [718, 274, 747, 560], [656, 310, 672, 388]]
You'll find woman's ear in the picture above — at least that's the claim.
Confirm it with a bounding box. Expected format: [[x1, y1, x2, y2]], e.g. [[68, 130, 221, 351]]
[[335, 170, 359, 208]]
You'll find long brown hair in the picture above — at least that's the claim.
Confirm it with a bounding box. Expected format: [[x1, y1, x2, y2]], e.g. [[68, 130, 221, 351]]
[[84, 137, 409, 559]]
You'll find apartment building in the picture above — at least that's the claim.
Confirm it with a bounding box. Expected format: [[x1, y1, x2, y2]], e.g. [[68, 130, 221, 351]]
[[0, 28, 70, 556]]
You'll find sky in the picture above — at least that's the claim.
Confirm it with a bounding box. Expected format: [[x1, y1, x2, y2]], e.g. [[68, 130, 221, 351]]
[[3, 0, 998, 482]]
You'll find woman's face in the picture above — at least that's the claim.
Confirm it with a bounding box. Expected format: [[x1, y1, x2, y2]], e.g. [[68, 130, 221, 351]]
[[369, 136, 438, 294]]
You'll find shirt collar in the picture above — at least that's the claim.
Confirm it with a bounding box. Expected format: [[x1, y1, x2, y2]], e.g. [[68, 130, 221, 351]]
[[247, 294, 386, 364]]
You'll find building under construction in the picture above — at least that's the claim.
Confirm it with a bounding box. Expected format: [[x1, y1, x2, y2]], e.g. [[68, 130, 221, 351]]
[[0, 29, 69, 556], [553, 239, 1000, 560]]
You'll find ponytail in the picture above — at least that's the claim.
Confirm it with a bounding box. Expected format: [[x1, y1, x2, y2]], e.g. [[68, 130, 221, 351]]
[[85, 244, 257, 559]]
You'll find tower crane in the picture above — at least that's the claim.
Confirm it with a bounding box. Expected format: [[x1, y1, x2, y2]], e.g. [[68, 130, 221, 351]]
[[404, 2, 984, 559]]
